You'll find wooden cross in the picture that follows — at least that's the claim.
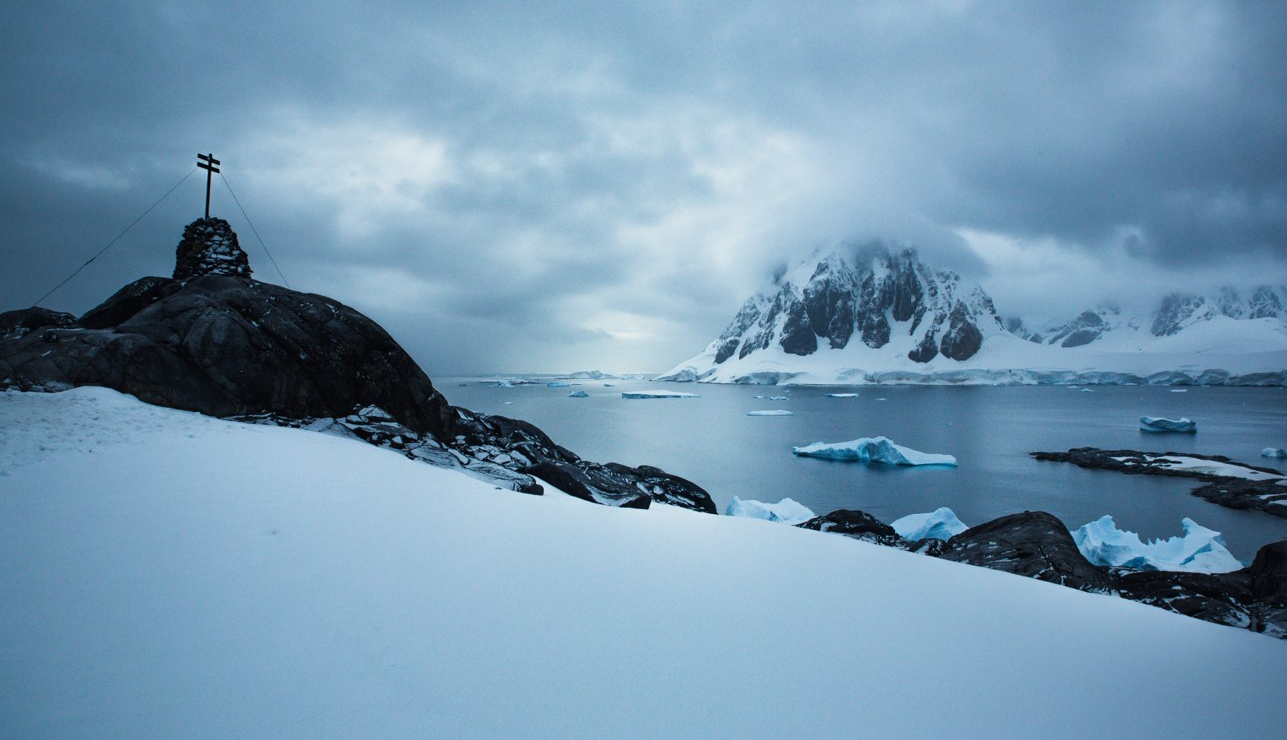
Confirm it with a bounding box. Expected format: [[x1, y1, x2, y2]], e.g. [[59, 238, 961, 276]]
[[197, 152, 220, 219]]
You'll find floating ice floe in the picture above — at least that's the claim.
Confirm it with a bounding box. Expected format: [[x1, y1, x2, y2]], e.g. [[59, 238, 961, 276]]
[[547, 381, 570, 388], [826, 393, 859, 398], [724, 496, 816, 525], [1139, 416, 1197, 433], [568, 390, 588, 398], [892, 507, 968, 541], [1262, 448, 1287, 459], [747, 410, 793, 417], [768, 396, 788, 401], [1170, 389, 1188, 393], [792, 436, 957, 467], [1071, 515, 1243, 573], [621, 391, 699, 399]]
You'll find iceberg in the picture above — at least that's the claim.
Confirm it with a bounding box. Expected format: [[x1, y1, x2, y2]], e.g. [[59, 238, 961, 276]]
[[547, 381, 570, 388], [1139, 416, 1197, 433], [826, 393, 859, 398], [891, 507, 968, 541], [792, 436, 957, 467], [621, 391, 699, 399], [1071, 515, 1244, 573], [724, 496, 816, 525], [747, 410, 793, 416], [568, 390, 588, 398], [1262, 447, 1287, 459]]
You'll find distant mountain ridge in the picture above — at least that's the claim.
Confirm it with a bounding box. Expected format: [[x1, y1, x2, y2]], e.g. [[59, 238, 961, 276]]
[[661, 244, 1287, 385]]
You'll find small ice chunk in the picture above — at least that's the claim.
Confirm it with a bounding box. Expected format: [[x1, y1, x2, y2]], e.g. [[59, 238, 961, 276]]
[[747, 410, 793, 416], [547, 381, 570, 388], [724, 496, 815, 525], [826, 393, 859, 398], [1071, 515, 1243, 573], [1170, 389, 1188, 393], [892, 507, 967, 541], [1139, 416, 1197, 433], [768, 396, 788, 401], [568, 390, 588, 398], [792, 436, 957, 467], [621, 391, 699, 399], [1262, 447, 1287, 459]]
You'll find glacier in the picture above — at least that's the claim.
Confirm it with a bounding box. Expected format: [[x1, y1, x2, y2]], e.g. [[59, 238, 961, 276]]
[[1139, 416, 1197, 433], [1071, 515, 1244, 573], [792, 436, 958, 467], [891, 507, 968, 541], [724, 496, 816, 524]]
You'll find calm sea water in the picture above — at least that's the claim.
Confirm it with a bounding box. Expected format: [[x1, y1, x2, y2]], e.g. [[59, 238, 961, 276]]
[[441, 378, 1287, 561]]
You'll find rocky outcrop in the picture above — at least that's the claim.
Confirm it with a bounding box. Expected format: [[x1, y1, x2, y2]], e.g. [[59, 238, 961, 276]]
[[799, 506, 1287, 638], [935, 511, 1116, 591], [1152, 286, 1287, 337], [1032, 448, 1287, 519], [1, 274, 456, 437], [0, 307, 76, 340], [1, 219, 718, 513]]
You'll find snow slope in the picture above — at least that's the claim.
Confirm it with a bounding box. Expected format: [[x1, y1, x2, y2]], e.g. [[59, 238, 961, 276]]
[[3, 388, 1287, 739]]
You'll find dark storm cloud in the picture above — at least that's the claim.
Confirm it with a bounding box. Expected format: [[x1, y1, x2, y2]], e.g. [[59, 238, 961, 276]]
[[3, 0, 1285, 372]]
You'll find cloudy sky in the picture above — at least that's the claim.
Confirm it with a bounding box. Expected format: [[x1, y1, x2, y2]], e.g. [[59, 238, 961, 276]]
[[3, 0, 1285, 374]]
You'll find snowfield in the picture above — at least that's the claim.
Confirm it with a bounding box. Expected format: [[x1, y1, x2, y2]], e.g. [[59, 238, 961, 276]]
[[3, 387, 1286, 739]]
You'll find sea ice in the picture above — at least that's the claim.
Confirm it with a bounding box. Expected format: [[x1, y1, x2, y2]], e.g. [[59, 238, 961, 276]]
[[891, 507, 968, 541], [1262, 448, 1287, 459], [1071, 515, 1244, 573], [568, 390, 588, 398], [792, 436, 957, 467], [1139, 416, 1197, 433], [724, 496, 816, 524], [621, 391, 699, 399], [747, 410, 793, 416]]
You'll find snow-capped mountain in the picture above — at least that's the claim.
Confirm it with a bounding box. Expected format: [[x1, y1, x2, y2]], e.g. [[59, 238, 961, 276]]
[[684, 245, 1005, 376], [661, 246, 1287, 385]]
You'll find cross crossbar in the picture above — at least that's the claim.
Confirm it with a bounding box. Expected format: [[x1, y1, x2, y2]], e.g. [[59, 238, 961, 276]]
[[198, 152, 220, 218]]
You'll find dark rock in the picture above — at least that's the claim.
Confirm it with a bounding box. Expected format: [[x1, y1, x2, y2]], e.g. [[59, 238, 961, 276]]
[[0, 307, 76, 341], [797, 509, 902, 546], [937, 511, 1115, 591], [1, 274, 455, 437], [907, 330, 939, 363], [779, 304, 817, 356], [1115, 570, 1255, 631], [1033, 447, 1287, 519], [173, 217, 252, 281], [1250, 542, 1287, 605], [938, 303, 984, 360]]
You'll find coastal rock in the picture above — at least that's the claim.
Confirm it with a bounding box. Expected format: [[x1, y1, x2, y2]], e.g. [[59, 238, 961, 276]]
[[796, 509, 902, 546], [1032, 448, 1287, 519], [937, 511, 1116, 591]]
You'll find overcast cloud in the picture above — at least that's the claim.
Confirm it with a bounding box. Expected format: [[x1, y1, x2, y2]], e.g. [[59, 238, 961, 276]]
[[3, 0, 1285, 374]]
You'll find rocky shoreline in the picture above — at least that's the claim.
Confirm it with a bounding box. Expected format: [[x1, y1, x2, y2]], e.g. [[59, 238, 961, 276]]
[[799, 507, 1287, 638], [1032, 448, 1287, 518]]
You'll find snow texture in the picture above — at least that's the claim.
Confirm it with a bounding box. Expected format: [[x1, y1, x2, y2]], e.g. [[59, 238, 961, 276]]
[[723, 496, 816, 524], [3, 388, 1287, 739], [792, 436, 958, 467], [891, 507, 969, 541], [1139, 416, 1197, 433], [1072, 515, 1245, 573]]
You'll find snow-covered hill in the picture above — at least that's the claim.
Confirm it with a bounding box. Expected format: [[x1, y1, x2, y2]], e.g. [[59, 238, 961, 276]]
[[3, 386, 1287, 738], [661, 246, 1287, 385]]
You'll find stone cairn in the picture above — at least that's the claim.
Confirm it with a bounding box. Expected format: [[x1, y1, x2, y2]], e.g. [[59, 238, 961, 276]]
[[173, 217, 252, 282]]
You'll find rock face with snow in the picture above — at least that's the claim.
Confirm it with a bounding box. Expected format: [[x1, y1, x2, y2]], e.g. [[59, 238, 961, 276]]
[[660, 244, 1286, 385], [680, 245, 1003, 374], [0, 220, 717, 513]]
